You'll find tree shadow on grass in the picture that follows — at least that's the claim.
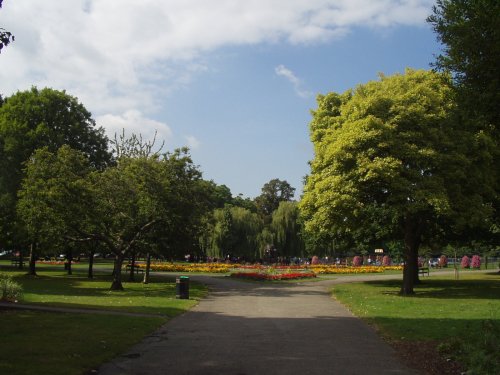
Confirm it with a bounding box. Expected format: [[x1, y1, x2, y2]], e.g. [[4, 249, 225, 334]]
[[363, 277, 500, 300]]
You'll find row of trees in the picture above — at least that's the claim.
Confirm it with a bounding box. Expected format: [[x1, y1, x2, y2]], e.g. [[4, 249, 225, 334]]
[[0, 87, 303, 289]]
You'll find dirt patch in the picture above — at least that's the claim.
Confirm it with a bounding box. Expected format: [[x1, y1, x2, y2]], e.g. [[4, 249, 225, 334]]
[[389, 339, 465, 375]]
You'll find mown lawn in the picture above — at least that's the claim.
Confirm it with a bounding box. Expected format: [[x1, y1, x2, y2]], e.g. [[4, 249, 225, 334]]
[[332, 271, 500, 374], [0, 266, 207, 375]]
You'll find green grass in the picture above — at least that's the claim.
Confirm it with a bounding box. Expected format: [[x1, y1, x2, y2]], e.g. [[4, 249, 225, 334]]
[[332, 272, 500, 373], [0, 266, 208, 375], [0, 310, 165, 375]]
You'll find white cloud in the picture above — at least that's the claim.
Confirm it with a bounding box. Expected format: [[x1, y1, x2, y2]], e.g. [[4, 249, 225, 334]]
[[184, 135, 201, 150], [275, 65, 312, 98], [96, 110, 172, 149], [0, 0, 433, 117]]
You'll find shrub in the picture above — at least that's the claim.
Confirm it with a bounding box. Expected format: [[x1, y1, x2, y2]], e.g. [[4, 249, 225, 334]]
[[471, 255, 481, 269], [0, 273, 23, 302], [439, 255, 448, 267], [352, 256, 363, 266], [311, 255, 320, 265], [461, 255, 470, 269], [382, 255, 391, 266]]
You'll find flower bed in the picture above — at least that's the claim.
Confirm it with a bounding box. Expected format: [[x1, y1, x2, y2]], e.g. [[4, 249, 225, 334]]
[[140, 263, 232, 273], [135, 262, 403, 275], [309, 265, 403, 274], [231, 271, 316, 281]]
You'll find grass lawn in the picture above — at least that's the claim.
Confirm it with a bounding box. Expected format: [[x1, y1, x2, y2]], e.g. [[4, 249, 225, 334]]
[[0, 265, 208, 375], [332, 271, 500, 374]]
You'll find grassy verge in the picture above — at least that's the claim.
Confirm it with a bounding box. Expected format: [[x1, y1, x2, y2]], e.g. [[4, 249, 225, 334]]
[[0, 267, 208, 375], [332, 272, 500, 374]]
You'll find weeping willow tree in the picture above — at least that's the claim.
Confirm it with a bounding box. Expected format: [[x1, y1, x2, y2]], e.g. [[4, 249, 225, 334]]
[[271, 201, 305, 258], [204, 206, 263, 260]]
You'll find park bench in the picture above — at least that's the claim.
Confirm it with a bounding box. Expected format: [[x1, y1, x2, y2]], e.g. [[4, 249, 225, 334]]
[[418, 265, 430, 276], [125, 264, 144, 274], [11, 259, 20, 267]]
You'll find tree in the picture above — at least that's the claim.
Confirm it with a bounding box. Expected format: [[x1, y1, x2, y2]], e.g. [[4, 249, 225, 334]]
[[271, 201, 304, 258], [0, 0, 14, 54], [428, 0, 500, 252], [17, 146, 94, 275], [18, 145, 204, 290], [427, 0, 500, 130], [255, 179, 295, 220], [203, 205, 263, 261], [300, 69, 492, 295], [0, 87, 111, 260]]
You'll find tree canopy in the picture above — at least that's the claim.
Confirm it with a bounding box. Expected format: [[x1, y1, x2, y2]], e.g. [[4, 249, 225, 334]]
[[300, 69, 492, 294], [255, 178, 295, 219], [0, 87, 111, 253], [17, 145, 206, 290], [428, 0, 500, 130]]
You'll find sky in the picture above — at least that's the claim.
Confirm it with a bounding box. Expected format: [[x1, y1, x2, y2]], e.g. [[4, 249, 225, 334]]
[[0, 0, 442, 199]]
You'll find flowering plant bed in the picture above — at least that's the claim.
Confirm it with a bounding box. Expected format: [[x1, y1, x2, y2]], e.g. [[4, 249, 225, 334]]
[[309, 265, 403, 274], [141, 263, 232, 273], [230, 271, 316, 281]]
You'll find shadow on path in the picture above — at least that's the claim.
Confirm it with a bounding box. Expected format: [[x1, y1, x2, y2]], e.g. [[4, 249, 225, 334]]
[[97, 273, 419, 375]]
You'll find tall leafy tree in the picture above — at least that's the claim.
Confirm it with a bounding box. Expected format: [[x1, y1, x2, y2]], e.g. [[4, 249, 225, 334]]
[[428, 0, 500, 251], [0, 87, 111, 257], [271, 201, 305, 258], [300, 69, 492, 294], [255, 179, 295, 220], [18, 146, 204, 290], [428, 0, 500, 130]]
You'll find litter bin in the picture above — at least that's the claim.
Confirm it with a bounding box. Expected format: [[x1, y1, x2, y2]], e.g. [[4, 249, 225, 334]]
[[176, 276, 189, 299]]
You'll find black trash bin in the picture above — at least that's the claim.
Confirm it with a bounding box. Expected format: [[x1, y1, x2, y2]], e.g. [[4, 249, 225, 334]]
[[176, 276, 189, 299]]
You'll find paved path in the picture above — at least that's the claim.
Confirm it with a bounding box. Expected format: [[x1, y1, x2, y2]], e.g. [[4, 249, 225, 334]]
[[97, 274, 420, 375]]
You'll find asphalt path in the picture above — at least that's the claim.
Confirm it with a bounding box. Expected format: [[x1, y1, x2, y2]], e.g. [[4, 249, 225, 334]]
[[97, 274, 421, 375]]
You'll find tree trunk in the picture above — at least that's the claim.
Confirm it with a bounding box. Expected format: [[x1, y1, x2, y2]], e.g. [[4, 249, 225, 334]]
[[128, 252, 136, 281], [88, 248, 94, 279], [400, 219, 422, 295], [27, 242, 37, 276], [110, 254, 124, 290], [143, 252, 151, 284], [66, 248, 73, 275]]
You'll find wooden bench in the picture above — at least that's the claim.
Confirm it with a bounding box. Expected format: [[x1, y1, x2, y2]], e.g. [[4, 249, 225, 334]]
[[11, 259, 21, 267], [418, 266, 429, 276], [125, 264, 144, 274]]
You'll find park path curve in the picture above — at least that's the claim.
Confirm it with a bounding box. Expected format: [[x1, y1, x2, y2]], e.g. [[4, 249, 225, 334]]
[[97, 274, 420, 375]]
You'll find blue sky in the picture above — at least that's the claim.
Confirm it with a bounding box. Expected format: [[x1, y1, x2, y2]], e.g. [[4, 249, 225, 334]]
[[0, 1, 441, 198]]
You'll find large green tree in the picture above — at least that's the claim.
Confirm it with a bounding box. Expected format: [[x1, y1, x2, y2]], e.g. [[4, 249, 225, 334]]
[[271, 201, 305, 258], [203, 205, 263, 261], [0, 87, 111, 258], [428, 0, 500, 130], [255, 178, 295, 220], [300, 69, 492, 294], [18, 146, 204, 290], [428, 0, 499, 251]]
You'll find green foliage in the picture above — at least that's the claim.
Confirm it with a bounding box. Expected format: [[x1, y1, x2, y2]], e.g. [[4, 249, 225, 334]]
[[300, 69, 492, 293], [17, 144, 207, 289], [271, 201, 305, 257], [0, 273, 22, 301], [428, 0, 500, 129], [255, 178, 295, 219], [0, 87, 111, 251], [204, 205, 263, 260]]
